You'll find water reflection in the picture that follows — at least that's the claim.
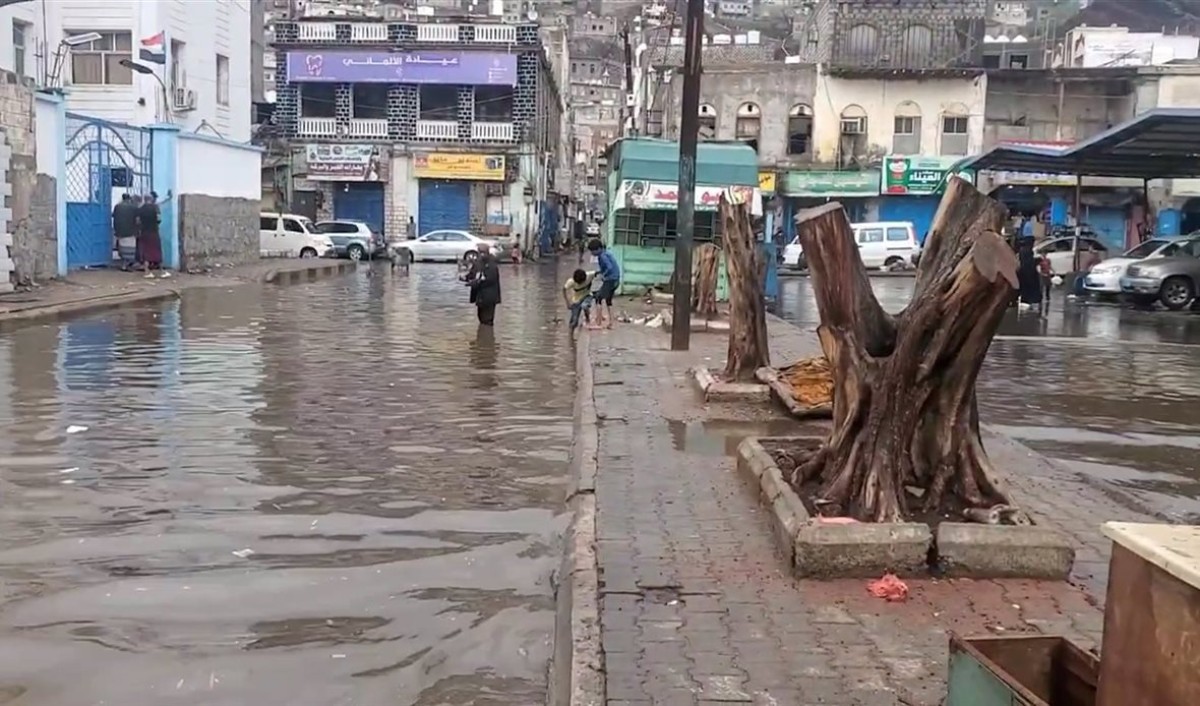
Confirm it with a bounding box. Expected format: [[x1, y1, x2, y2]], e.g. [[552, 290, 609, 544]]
[[0, 264, 573, 705], [777, 276, 1200, 521]]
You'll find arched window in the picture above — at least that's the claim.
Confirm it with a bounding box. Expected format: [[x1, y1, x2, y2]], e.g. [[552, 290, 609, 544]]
[[699, 103, 717, 140], [787, 104, 813, 156], [844, 24, 879, 63], [902, 24, 933, 66], [892, 100, 922, 154], [735, 102, 761, 152], [940, 103, 970, 156]]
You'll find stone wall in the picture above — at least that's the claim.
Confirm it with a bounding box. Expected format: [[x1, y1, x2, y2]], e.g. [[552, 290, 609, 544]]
[[178, 194, 260, 270], [801, 0, 987, 70], [0, 70, 57, 289]]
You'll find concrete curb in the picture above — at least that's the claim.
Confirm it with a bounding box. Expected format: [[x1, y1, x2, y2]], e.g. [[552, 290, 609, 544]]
[[690, 366, 771, 403], [0, 261, 358, 329], [735, 436, 1075, 580], [261, 260, 358, 284], [548, 332, 604, 706]]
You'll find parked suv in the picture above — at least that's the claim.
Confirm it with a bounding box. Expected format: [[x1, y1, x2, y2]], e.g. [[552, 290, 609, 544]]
[[1120, 238, 1200, 310], [316, 220, 384, 261], [783, 221, 919, 270], [260, 213, 334, 258]]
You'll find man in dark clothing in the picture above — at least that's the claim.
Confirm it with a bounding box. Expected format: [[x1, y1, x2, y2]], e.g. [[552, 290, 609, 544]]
[[135, 192, 163, 270], [112, 194, 138, 270], [466, 243, 502, 326]]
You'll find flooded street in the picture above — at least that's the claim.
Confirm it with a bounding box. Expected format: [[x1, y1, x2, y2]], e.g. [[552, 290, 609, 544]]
[[778, 277, 1200, 523], [0, 266, 574, 705]]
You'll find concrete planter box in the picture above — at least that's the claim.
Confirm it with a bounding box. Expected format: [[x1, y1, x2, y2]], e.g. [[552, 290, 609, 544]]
[[691, 366, 770, 403], [735, 437, 1076, 581]]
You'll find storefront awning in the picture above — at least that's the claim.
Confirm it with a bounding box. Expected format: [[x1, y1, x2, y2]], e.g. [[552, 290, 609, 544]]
[[956, 108, 1200, 180]]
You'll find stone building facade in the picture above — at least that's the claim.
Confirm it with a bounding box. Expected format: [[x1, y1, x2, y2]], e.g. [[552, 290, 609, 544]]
[[796, 0, 987, 70]]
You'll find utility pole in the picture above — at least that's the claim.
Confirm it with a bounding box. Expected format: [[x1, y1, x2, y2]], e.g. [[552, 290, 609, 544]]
[[671, 0, 703, 351], [621, 24, 635, 136]]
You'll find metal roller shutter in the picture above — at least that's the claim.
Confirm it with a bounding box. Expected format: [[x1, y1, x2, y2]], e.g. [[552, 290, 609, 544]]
[[417, 179, 471, 237]]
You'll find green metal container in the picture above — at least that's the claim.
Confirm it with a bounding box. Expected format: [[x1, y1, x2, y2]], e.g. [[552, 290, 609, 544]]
[[946, 634, 1099, 706]]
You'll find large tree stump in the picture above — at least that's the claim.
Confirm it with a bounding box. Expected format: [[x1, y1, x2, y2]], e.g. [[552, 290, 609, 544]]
[[791, 178, 1023, 524], [722, 197, 770, 383], [692, 243, 720, 319]]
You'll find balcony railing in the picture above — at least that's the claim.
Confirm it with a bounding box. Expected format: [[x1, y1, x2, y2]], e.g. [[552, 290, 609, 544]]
[[297, 23, 337, 42], [417, 24, 458, 42], [347, 118, 388, 138], [416, 120, 458, 139], [298, 117, 337, 137], [351, 24, 388, 42], [475, 25, 517, 44], [472, 121, 515, 141]]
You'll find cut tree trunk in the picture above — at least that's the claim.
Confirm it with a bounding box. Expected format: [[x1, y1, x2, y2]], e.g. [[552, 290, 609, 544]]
[[791, 178, 1024, 524], [722, 197, 770, 383], [692, 243, 720, 319]]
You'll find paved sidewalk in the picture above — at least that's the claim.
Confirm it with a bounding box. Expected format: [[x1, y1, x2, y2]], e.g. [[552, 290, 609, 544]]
[[586, 317, 1155, 705]]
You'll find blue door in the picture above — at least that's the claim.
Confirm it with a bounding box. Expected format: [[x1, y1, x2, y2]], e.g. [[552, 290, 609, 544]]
[[332, 183, 385, 235], [1082, 206, 1127, 252], [879, 196, 940, 243], [418, 180, 470, 237]]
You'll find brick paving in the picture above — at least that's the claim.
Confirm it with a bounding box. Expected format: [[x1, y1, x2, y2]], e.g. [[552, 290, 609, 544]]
[[586, 316, 1157, 705]]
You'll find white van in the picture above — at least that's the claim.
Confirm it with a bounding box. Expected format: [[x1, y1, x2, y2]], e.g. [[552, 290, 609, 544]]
[[783, 221, 920, 270], [260, 213, 335, 258]]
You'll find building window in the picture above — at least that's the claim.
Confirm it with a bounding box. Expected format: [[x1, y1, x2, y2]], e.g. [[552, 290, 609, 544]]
[[67, 31, 133, 85], [12, 20, 30, 77], [170, 39, 186, 89], [300, 84, 336, 118], [353, 84, 387, 119], [216, 54, 230, 105], [901, 24, 933, 66], [787, 104, 812, 156], [941, 114, 969, 155], [735, 102, 760, 151], [419, 85, 458, 121], [843, 24, 879, 64], [892, 101, 922, 154], [475, 85, 513, 121], [698, 103, 717, 140]]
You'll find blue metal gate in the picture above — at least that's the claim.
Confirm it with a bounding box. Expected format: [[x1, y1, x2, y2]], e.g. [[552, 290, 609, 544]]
[[418, 179, 470, 237], [64, 113, 153, 269], [333, 183, 386, 235]]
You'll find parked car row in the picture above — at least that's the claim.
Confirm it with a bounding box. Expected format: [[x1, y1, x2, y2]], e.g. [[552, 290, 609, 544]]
[[259, 212, 506, 264], [1091, 236, 1200, 311]]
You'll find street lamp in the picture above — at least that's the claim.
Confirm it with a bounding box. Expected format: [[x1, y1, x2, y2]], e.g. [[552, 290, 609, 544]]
[[120, 58, 171, 122]]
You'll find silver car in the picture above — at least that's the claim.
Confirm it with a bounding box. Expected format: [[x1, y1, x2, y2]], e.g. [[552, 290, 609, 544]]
[[1120, 238, 1200, 310]]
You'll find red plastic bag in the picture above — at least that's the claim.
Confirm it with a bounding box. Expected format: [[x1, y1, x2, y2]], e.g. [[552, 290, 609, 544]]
[[867, 573, 909, 602]]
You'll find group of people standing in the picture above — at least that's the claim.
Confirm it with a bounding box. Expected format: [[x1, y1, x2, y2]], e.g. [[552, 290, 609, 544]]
[[111, 192, 164, 272]]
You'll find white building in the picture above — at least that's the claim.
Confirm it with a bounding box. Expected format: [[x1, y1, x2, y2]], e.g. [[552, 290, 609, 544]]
[[0, 0, 253, 141]]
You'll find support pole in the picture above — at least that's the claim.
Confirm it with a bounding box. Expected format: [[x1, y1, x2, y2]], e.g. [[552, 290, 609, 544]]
[[1072, 173, 1082, 273], [671, 0, 704, 352]]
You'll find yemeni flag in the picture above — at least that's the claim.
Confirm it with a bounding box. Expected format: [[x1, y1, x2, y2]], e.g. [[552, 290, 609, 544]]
[[140, 31, 166, 64]]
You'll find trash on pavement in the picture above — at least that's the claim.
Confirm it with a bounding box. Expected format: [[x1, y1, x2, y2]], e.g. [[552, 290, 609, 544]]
[[867, 573, 909, 602]]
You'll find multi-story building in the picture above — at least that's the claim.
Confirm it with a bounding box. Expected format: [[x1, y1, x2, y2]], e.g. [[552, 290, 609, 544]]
[[569, 33, 624, 213], [271, 15, 563, 249], [0, 0, 254, 140], [786, 0, 988, 234]]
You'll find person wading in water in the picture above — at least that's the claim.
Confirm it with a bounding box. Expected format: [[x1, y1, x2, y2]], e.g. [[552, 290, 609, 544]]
[[464, 243, 501, 326]]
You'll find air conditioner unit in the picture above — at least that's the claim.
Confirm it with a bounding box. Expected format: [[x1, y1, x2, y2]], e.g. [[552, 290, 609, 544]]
[[840, 117, 865, 135], [172, 87, 197, 112]]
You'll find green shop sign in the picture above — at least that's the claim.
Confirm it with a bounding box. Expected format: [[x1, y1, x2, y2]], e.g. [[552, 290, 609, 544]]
[[781, 169, 880, 197], [882, 156, 974, 195]]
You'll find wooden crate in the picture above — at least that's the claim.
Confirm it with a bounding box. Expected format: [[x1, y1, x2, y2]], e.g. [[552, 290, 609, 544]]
[[947, 634, 1099, 706]]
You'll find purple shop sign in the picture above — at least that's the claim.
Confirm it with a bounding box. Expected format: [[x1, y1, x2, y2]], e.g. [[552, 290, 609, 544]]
[[286, 51, 517, 85]]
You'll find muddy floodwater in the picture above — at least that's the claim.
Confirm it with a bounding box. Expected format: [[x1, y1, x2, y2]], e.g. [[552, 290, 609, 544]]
[[778, 276, 1200, 522], [0, 266, 574, 705]]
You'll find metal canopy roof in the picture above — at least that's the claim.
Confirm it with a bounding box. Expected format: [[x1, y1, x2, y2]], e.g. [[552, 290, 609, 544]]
[[957, 108, 1200, 179]]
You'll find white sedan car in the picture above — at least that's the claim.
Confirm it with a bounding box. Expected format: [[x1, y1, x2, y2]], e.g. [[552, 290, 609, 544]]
[[1085, 237, 1194, 296], [399, 230, 503, 263]]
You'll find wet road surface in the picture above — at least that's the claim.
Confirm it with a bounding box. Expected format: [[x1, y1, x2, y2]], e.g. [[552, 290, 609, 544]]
[[778, 276, 1200, 523], [0, 264, 574, 705]]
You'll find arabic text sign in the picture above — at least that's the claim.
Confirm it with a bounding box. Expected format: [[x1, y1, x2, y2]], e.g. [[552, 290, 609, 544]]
[[414, 153, 506, 181], [305, 144, 381, 181], [882, 156, 973, 195], [758, 171, 776, 193], [287, 51, 518, 85], [622, 181, 756, 211]]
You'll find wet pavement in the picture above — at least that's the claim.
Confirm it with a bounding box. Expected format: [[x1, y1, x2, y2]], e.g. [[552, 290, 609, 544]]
[[0, 264, 574, 705], [777, 277, 1200, 523]]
